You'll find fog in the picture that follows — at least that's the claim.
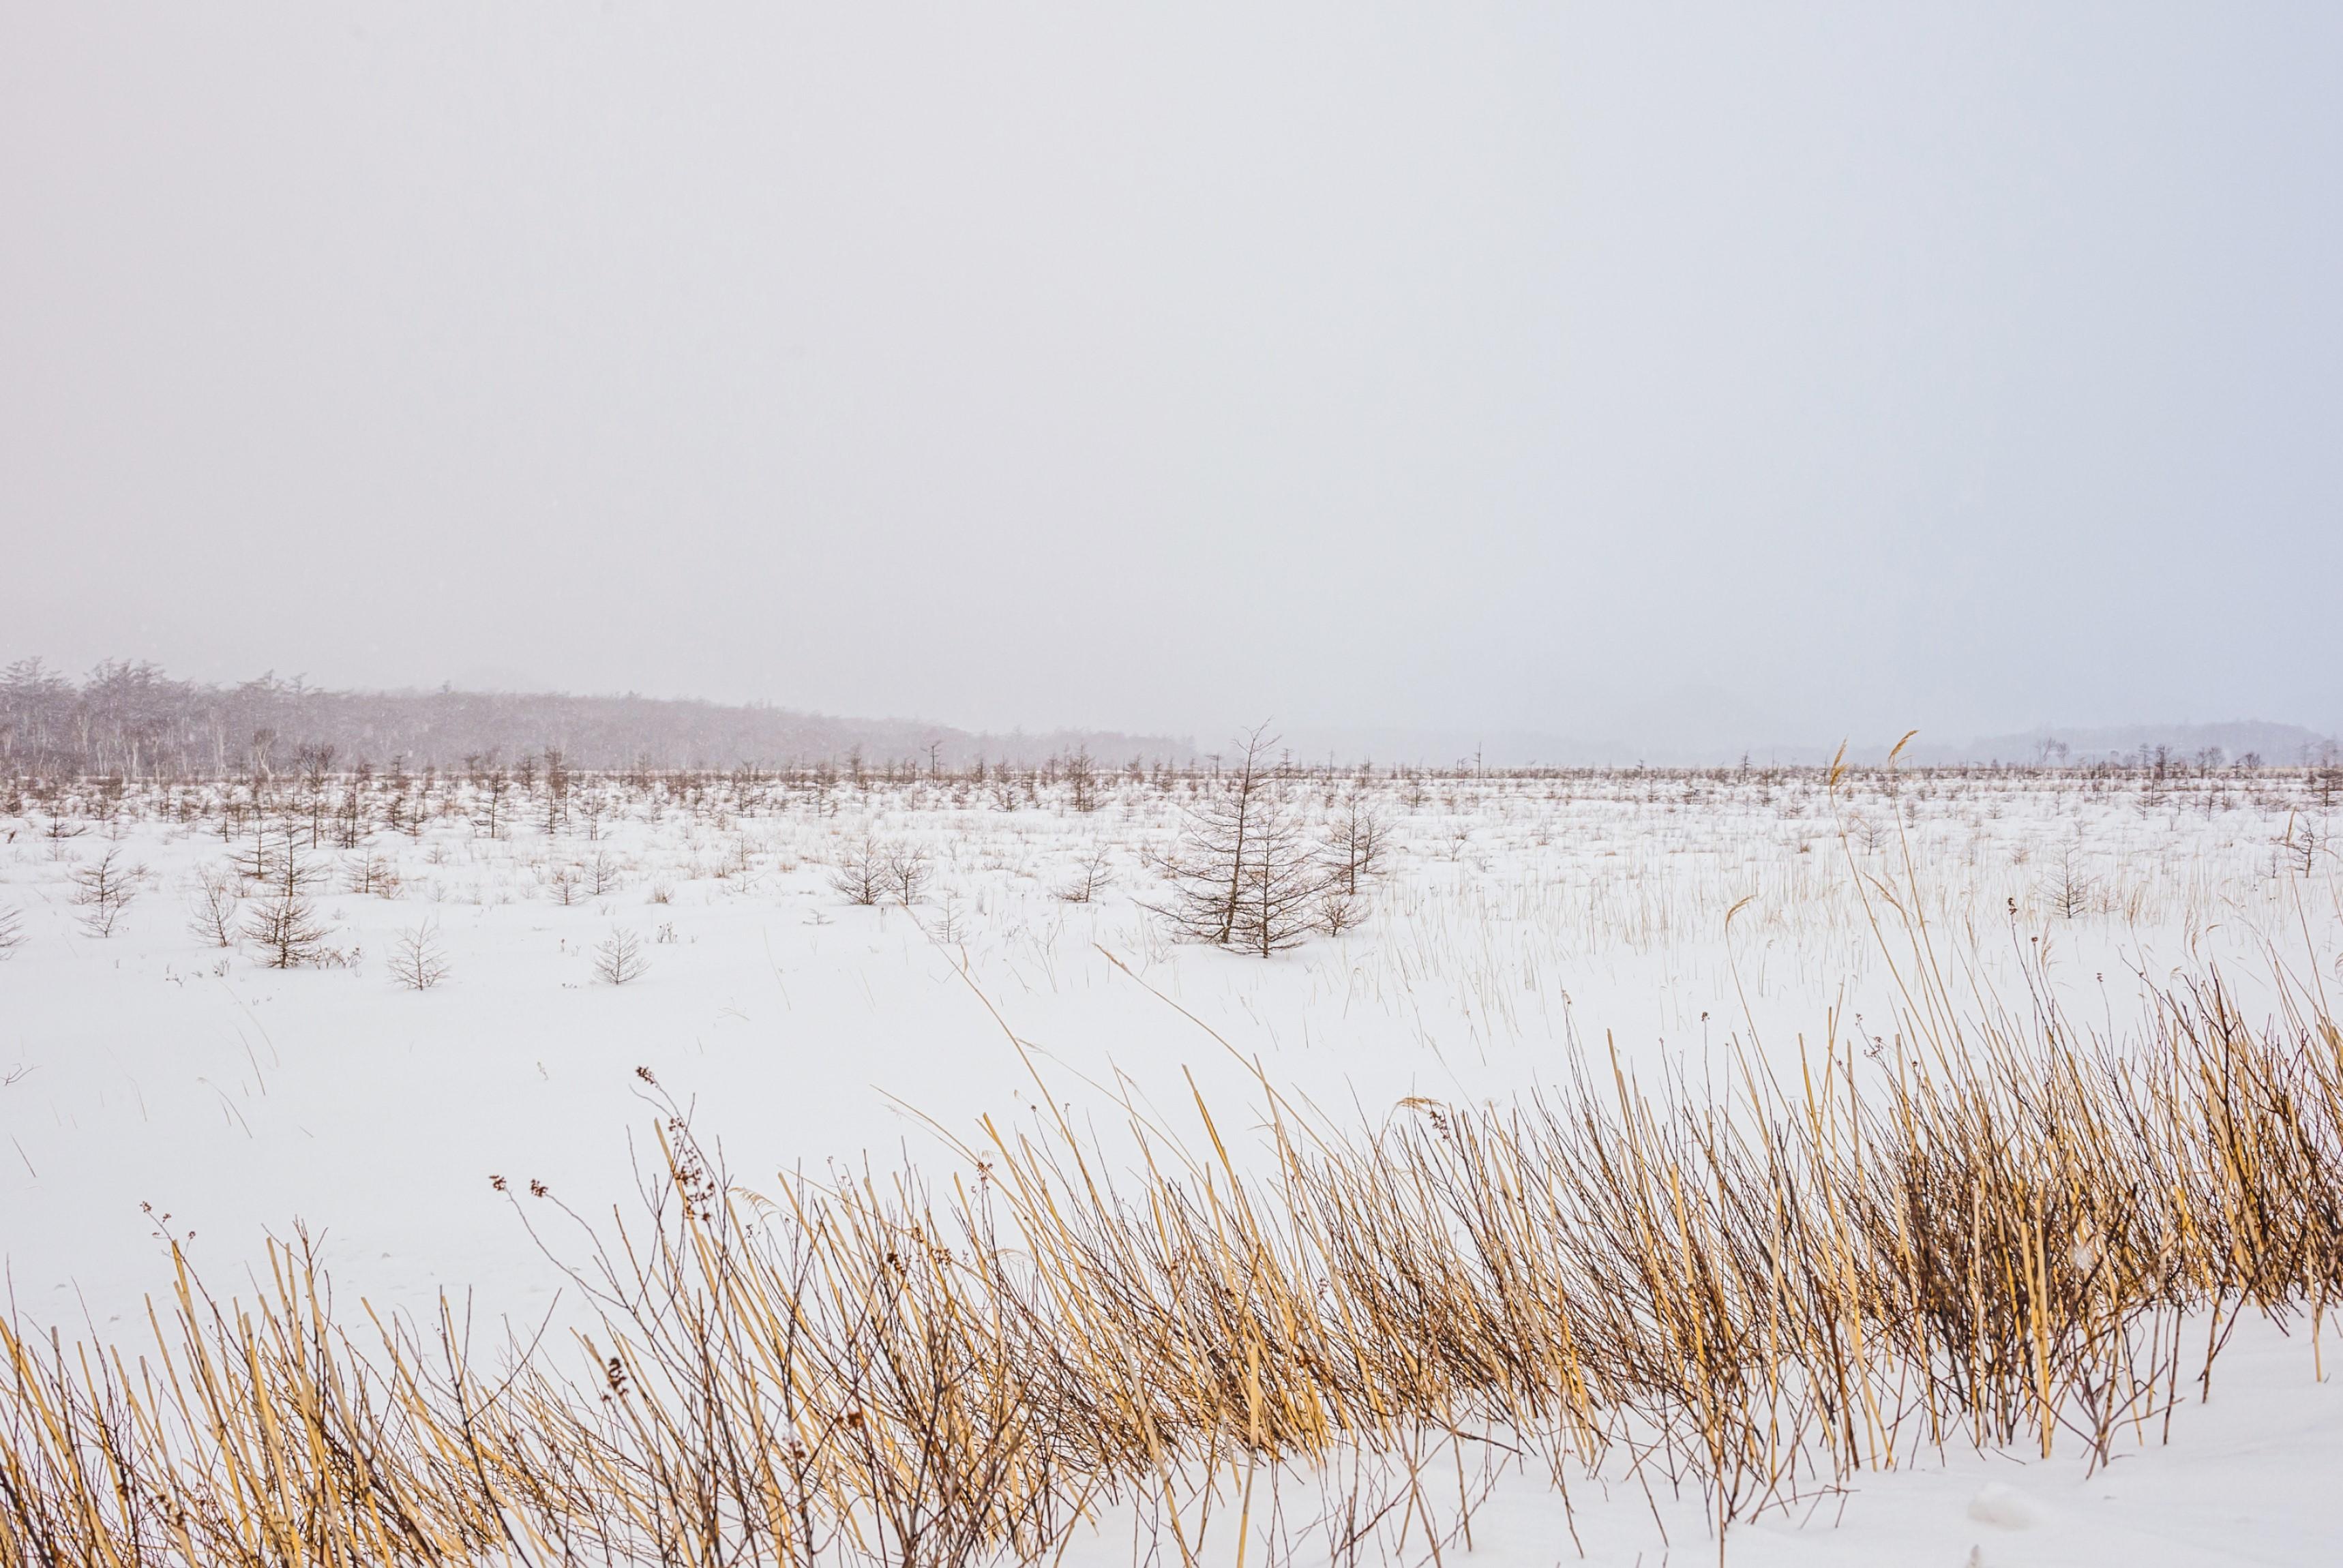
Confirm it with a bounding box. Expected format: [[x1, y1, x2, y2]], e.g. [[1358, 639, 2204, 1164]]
[[4, 4, 2338, 757]]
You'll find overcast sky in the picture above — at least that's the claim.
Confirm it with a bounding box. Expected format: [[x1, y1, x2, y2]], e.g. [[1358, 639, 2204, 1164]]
[[3, 4, 2338, 752]]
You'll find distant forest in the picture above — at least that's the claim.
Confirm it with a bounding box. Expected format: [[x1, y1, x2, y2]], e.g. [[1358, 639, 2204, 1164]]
[[0, 660, 1194, 779]]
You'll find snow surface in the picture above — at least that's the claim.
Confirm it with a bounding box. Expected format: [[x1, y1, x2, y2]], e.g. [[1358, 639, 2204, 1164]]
[[3, 767, 2338, 1563]]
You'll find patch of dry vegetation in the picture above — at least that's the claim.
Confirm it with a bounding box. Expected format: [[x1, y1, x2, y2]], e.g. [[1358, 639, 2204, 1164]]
[[3, 944, 2338, 1564]]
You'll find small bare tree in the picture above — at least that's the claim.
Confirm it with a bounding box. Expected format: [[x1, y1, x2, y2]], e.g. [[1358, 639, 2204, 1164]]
[[244, 852, 333, 967], [2044, 845, 2094, 920], [389, 919, 451, 991], [987, 763, 1021, 813], [1150, 727, 1274, 945], [1055, 845, 1115, 905], [471, 761, 513, 840], [0, 904, 22, 960], [341, 851, 402, 897], [70, 847, 145, 937], [1149, 726, 1326, 954], [546, 863, 586, 907], [42, 816, 88, 860], [828, 834, 892, 905], [187, 871, 241, 948], [594, 926, 650, 986], [1229, 805, 1327, 956], [227, 819, 288, 888], [1317, 887, 1364, 937], [586, 848, 624, 896], [928, 890, 970, 944], [1322, 792, 1391, 896], [2313, 748, 2342, 813], [1064, 747, 1100, 813], [884, 841, 932, 905]]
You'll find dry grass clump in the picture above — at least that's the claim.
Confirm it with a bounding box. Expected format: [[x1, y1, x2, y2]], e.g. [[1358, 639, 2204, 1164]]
[[5, 950, 2340, 1565]]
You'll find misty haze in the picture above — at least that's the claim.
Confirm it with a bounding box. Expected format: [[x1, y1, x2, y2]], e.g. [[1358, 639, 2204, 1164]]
[[3, 7, 2341, 1567]]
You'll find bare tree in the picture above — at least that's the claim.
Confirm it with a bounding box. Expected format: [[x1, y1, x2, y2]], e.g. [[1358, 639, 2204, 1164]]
[[0, 904, 22, 960], [594, 926, 650, 986], [1149, 725, 1324, 954], [70, 847, 145, 937], [2044, 844, 2095, 920], [546, 863, 586, 907], [884, 841, 932, 905], [41, 816, 88, 860], [227, 818, 288, 888], [341, 851, 402, 897], [540, 746, 571, 831], [469, 758, 513, 839], [186, 871, 241, 948], [1152, 727, 1273, 945], [297, 742, 337, 794], [387, 783, 423, 839], [389, 919, 451, 991], [1317, 887, 1364, 937], [293, 743, 337, 847], [828, 834, 892, 905], [244, 851, 334, 967], [329, 779, 366, 849], [1321, 791, 1391, 896], [2311, 742, 2342, 812], [586, 848, 625, 896], [1054, 845, 1115, 905], [1228, 802, 1326, 956], [1064, 747, 1100, 813], [987, 762, 1021, 813]]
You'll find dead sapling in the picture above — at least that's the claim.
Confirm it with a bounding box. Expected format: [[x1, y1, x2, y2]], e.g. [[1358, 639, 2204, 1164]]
[[389, 919, 451, 991], [186, 869, 241, 948], [884, 841, 932, 905], [1316, 791, 1391, 934], [546, 862, 586, 907], [2044, 844, 2095, 920], [70, 847, 145, 938], [594, 926, 651, 986], [341, 850, 402, 898], [1054, 846, 1116, 905], [243, 851, 337, 968], [827, 834, 892, 906]]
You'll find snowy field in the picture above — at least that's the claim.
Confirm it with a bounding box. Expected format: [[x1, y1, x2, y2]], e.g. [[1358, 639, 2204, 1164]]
[[4, 758, 2340, 1565]]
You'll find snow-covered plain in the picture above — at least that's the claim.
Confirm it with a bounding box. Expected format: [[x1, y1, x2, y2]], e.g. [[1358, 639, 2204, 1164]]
[[3, 761, 2339, 1564]]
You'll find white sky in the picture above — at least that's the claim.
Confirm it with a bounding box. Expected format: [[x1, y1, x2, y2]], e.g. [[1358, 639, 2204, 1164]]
[[3, 4, 2338, 753]]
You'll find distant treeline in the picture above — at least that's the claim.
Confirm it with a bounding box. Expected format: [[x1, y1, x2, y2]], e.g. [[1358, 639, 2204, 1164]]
[[0, 660, 1194, 779]]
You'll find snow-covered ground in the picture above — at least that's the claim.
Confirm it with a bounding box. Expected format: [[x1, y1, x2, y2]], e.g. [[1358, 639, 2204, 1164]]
[[3, 764, 2338, 1563], [1041, 1312, 2341, 1567]]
